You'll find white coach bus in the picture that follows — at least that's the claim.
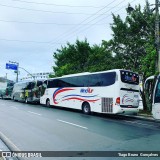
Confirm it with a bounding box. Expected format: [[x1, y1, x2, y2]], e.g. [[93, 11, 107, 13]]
[[144, 75, 160, 120], [152, 74, 160, 119], [40, 69, 140, 114]]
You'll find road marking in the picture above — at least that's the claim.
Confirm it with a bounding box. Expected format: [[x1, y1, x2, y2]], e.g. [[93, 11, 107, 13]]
[[28, 111, 41, 116], [57, 119, 88, 129], [10, 106, 18, 109]]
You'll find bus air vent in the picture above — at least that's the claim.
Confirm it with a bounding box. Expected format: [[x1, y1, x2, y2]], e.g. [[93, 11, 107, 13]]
[[101, 98, 113, 113]]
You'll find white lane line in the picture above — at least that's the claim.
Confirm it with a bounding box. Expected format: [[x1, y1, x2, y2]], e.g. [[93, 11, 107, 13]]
[[28, 111, 41, 116], [124, 121, 155, 127], [10, 106, 18, 109], [57, 119, 88, 130]]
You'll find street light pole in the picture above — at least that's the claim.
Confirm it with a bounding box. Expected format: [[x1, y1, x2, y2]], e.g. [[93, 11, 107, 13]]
[[18, 66, 35, 81], [155, 0, 160, 73], [8, 61, 35, 82]]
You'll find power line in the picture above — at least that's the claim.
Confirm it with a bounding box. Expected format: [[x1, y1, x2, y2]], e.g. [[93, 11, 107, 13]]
[[0, 3, 111, 15], [0, 19, 113, 25], [0, 38, 64, 44], [0, 1, 116, 45], [0, 0, 135, 46], [67, 1, 136, 42], [50, 0, 127, 44], [11, 0, 104, 8], [49, 0, 116, 44]]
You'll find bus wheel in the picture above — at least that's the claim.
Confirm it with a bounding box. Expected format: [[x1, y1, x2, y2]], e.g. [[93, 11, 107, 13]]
[[82, 102, 91, 114], [46, 99, 50, 107], [25, 97, 28, 104]]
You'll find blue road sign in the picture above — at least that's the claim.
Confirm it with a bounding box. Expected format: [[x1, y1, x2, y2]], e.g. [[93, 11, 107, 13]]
[[6, 63, 18, 71]]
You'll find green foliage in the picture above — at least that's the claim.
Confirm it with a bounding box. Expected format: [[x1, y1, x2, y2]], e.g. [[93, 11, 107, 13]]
[[109, 1, 155, 76], [105, 1, 157, 111], [87, 42, 114, 72], [141, 43, 156, 78], [53, 39, 91, 77], [53, 39, 114, 77]]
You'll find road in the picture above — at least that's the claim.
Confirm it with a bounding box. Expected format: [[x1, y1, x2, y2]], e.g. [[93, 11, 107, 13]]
[[0, 99, 160, 160]]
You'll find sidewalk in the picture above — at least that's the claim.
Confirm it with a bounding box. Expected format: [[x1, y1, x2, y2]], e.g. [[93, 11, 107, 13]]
[[0, 139, 18, 160], [0, 139, 9, 160], [122, 112, 158, 122]]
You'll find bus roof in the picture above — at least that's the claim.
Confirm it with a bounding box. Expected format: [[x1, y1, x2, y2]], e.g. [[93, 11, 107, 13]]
[[47, 69, 138, 80], [145, 76, 155, 82], [61, 72, 90, 77], [16, 79, 45, 84]]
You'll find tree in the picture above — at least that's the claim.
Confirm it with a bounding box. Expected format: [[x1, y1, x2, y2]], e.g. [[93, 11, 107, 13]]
[[108, 1, 155, 75], [87, 42, 114, 72], [53, 39, 91, 77], [52, 39, 115, 77], [106, 1, 156, 111]]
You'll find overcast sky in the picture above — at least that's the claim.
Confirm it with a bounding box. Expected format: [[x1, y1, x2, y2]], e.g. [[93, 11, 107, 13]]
[[0, 0, 155, 81]]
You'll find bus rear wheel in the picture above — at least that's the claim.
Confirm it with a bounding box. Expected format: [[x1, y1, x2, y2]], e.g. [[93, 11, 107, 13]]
[[46, 99, 50, 107], [82, 102, 91, 114]]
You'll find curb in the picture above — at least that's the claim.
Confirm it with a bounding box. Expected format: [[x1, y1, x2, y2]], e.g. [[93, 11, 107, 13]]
[[0, 132, 20, 160], [123, 114, 160, 123]]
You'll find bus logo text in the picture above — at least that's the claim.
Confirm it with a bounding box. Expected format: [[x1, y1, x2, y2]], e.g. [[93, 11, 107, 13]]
[[80, 88, 93, 93]]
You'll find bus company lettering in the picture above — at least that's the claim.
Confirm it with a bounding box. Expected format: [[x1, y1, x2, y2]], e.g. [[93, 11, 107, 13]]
[[80, 88, 93, 93]]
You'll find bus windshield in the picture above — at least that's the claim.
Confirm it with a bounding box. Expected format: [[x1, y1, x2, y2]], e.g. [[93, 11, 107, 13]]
[[120, 70, 139, 85], [154, 76, 160, 103]]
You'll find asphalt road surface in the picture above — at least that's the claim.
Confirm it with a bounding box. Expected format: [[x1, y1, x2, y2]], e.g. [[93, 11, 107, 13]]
[[0, 99, 160, 160]]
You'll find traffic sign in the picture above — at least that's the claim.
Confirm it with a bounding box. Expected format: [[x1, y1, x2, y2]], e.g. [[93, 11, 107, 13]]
[[6, 63, 18, 71]]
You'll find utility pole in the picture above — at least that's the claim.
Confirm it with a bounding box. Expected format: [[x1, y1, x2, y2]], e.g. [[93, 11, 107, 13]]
[[16, 63, 19, 82], [155, 0, 160, 73]]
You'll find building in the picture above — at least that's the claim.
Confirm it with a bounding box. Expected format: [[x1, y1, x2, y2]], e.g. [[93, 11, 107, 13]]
[[20, 72, 54, 81]]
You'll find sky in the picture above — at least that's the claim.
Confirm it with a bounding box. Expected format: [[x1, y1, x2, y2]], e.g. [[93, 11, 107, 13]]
[[0, 0, 155, 81]]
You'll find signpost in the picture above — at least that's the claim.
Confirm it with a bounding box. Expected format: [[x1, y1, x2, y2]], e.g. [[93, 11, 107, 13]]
[[6, 61, 34, 82], [6, 63, 18, 71], [6, 62, 19, 82]]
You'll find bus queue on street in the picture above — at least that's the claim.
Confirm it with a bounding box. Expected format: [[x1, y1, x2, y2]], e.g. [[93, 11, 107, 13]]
[[0, 69, 145, 117]]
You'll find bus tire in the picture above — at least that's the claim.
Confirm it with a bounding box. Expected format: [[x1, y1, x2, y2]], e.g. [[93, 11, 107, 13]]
[[46, 99, 50, 107], [82, 102, 91, 114]]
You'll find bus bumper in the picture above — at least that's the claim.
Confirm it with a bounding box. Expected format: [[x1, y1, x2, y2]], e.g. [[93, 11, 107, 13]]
[[119, 108, 139, 115]]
